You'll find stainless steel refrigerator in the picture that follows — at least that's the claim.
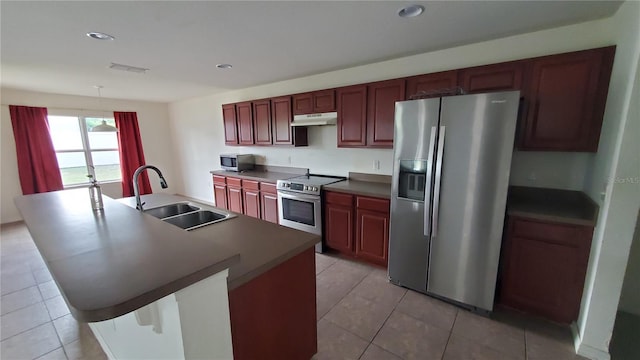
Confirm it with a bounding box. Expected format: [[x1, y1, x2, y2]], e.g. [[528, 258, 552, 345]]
[[388, 91, 520, 312]]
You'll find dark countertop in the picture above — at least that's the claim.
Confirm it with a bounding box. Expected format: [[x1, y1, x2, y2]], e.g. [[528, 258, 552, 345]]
[[15, 190, 319, 322], [323, 172, 392, 199], [507, 186, 599, 227], [324, 180, 391, 199], [210, 169, 300, 183]]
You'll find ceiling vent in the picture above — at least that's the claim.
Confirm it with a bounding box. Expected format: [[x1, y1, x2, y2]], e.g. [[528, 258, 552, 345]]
[[109, 63, 149, 74]]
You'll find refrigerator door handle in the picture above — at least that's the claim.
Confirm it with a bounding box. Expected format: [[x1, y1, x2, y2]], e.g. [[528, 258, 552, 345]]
[[432, 126, 446, 238], [423, 127, 437, 237]]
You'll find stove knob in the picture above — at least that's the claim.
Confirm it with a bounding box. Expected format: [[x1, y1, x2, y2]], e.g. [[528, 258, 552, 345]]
[[285, 183, 290, 188], [304, 186, 309, 190], [313, 187, 318, 191]]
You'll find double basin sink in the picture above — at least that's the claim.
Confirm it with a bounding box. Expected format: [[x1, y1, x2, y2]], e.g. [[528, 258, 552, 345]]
[[144, 202, 235, 231]]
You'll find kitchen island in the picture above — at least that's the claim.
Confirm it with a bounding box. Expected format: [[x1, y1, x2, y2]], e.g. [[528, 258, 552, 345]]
[[14, 189, 320, 359]]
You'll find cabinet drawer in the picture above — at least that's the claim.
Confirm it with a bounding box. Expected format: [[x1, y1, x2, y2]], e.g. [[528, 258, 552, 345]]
[[213, 175, 227, 185], [512, 218, 577, 244], [356, 196, 390, 213], [242, 180, 260, 190], [227, 177, 243, 188], [325, 192, 353, 206], [260, 182, 277, 194]]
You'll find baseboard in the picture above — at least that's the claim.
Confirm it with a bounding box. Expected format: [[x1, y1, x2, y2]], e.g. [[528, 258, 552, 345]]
[[571, 322, 611, 360]]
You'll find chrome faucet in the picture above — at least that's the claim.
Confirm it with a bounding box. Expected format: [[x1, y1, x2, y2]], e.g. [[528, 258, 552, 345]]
[[133, 165, 168, 211]]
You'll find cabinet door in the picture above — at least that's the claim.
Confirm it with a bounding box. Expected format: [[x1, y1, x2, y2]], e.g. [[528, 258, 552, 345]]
[[367, 79, 405, 148], [252, 100, 272, 145], [227, 186, 244, 214], [236, 102, 254, 145], [292, 93, 313, 115], [313, 90, 336, 112], [271, 96, 293, 145], [214, 184, 228, 210], [356, 209, 389, 267], [521, 47, 614, 151], [324, 203, 354, 254], [337, 85, 368, 147], [222, 104, 238, 145], [260, 192, 279, 224], [243, 189, 261, 219], [458, 61, 525, 94], [405, 71, 458, 99], [500, 217, 592, 323]]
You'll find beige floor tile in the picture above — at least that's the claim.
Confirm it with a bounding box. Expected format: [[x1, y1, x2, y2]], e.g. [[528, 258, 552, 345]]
[[63, 333, 107, 360], [324, 293, 395, 341], [1, 271, 36, 295], [396, 289, 458, 331], [53, 314, 92, 345], [38, 280, 61, 300], [444, 333, 523, 360], [314, 318, 369, 360], [316, 253, 339, 275], [452, 310, 525, 359], [33, 267, 54, 284], [525, 329, 582, 360], [1, 285, 43, 315], [349, 272, 406, 308], [35, 347, 68, 360], [360, 343, 402, 360], [316, 260, 370, 319], [373, 310, 450, 360], [0, 322, 61, 359], [45, 296, 70, 320], [1, 301, 51, 340]]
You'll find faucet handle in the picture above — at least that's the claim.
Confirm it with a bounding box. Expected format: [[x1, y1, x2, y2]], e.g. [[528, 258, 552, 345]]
[[136, 201, 146, 211]]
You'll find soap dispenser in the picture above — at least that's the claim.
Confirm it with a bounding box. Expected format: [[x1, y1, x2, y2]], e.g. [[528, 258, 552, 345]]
[[87, 174, 104, 211]]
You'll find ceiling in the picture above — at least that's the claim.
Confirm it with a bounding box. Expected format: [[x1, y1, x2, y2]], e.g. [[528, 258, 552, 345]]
[[0, 1, 622, 103]]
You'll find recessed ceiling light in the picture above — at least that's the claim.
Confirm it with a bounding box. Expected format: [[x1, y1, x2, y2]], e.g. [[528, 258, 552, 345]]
[[109, 63, 149, 74], [398, 4, 425, 18], [216, 64, 233, 69], [87, 32, 115, 40]]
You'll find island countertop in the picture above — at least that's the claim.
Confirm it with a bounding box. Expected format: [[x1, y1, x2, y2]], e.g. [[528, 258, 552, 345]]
[[14, 189, 319, 322]]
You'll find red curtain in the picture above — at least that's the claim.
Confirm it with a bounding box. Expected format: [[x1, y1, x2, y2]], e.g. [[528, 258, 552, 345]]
[[114, 112, 152, 197], [9, 105, 64, 195]]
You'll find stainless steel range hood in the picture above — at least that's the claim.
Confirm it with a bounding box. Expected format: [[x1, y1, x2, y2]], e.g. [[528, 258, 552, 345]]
[[291, 112, 337, 126]]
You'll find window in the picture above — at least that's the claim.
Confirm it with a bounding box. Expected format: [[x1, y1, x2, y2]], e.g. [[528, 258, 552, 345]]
[[48, 115, 121, 186]]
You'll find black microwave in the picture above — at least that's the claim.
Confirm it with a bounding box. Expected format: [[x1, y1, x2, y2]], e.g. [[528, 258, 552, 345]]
[[220, 154, 254, 172]]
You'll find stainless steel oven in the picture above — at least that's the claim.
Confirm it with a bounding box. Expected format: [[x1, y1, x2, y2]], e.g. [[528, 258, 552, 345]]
[[277, 174, 345, 253]]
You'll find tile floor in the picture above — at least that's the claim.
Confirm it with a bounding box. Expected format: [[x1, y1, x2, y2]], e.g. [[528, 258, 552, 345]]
[[2, 222, 586, 360]]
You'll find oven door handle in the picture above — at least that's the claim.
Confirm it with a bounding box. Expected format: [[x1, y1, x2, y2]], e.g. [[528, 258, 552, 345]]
[[277, 191, 321, 202]]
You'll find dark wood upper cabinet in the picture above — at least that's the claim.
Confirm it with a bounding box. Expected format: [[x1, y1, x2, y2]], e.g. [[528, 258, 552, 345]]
[[367, 79, 405, 148], [337, 85, 368, 147], [271, 96, 308, 147], [313, 89, 336, 113], [271, 96, 293, 145], [222, 104, 238, 145], [499, 216, 593, 323], [236, 102, 254, 145], [405, 70, 458, 99], [292, 90, 336, 115], [252, 100, 272, 145], [520, 46, 615, 152], [458, 61, 525, 94]]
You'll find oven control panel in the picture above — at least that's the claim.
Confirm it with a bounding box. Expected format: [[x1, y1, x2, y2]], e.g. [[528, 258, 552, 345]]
[[276, 181, 320, 195]]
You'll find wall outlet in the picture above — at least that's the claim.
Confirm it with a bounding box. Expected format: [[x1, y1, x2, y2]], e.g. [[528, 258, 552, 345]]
[[287, 156, 292, 165], [373, 160, 380, 170]]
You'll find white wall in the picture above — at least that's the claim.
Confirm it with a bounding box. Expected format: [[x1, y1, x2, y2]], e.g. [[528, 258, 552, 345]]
[[619, 211, 640, 316], [168, 17, 614, 203], [575, 1, 640, 358], [1, 88, 175, 224]]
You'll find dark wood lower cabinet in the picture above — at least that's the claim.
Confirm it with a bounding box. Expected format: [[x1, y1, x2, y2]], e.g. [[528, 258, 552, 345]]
[[324, 191, 390, 267], [213, 184, 228, 210], [242, 189, 261, 219], [227, 186, 243, 214], [499, 216, 593, 323], [356, 208, 389, 266], [229, 248, 317, 360], [260, 191, 279, 224]]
